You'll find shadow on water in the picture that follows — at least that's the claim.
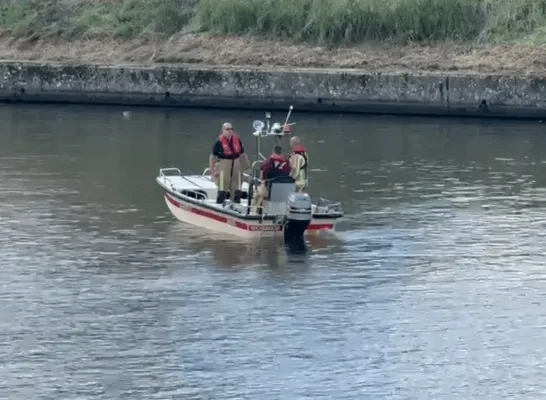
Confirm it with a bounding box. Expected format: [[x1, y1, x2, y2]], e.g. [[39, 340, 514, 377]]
[[162, 220, 412, 282], [165, 223, 320, 271], [163, 216, 412, 278]]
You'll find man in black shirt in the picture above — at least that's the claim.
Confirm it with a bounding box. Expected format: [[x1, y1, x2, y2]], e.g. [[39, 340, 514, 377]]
[[209, 122, 250, 202]]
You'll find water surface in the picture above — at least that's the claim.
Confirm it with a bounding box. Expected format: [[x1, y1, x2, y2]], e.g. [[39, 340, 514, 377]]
[[1, 104, 546, 399]]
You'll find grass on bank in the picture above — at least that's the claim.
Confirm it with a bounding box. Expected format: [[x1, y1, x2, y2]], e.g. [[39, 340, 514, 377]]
[[197, 0, 546, 45], [198, 0, 484, 43], [0, 0, 545, 45], [0, 0, 199, 38]]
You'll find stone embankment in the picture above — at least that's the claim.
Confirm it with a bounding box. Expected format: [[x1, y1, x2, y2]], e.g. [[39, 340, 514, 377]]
[[0, 60, 545, 119]]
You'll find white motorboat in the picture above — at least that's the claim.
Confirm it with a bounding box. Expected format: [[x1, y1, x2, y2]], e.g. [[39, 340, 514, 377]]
[[156, 106, 343, 243]]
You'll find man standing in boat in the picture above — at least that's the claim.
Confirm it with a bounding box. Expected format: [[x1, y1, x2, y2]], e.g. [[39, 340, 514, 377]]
[[210, 122, 250, 203], [288, 136, 308, 192], [252, 145, 291, 211]]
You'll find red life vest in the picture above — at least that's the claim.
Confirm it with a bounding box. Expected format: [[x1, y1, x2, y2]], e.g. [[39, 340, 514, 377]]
[[218, 133, 242, 158], [290, 146, 308, 169], [262, 154, 290, 179]]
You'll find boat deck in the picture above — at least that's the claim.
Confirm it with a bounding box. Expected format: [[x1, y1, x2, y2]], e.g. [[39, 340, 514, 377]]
[[156, 167, 343, 219]]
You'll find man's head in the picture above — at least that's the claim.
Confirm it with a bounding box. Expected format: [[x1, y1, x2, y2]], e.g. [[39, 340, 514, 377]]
[[290, 136, 300, 149], [272, 145, 283, 155], [221, 122, 233, 138]]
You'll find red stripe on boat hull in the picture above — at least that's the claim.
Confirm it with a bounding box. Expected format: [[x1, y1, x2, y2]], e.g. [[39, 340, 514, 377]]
[[164, 192, 334, 231]]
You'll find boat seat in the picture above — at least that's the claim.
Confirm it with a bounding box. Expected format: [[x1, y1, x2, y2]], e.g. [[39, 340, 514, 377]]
[[267, 176, 296, 202]]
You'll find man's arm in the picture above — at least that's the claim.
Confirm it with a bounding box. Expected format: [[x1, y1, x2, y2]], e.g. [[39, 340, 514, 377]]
[[260, 160, 268, 181], [209, 154, 216, 175], [210, 141, 221, 175], [239, 141, 250, 170], [241, 153, 250, 170], [289, 154, 298, 178]]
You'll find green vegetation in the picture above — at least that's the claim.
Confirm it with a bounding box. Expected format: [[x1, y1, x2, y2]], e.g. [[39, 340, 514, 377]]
[[0, 0, 198, 38], [198, 0, 484, 43], [197, 0, 546, 45], [0, 0, 545, 45]]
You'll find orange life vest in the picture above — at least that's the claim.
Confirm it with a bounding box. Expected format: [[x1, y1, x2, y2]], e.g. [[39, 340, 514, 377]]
[[290, 146, 308, 169], [218, 133, 242, 158]]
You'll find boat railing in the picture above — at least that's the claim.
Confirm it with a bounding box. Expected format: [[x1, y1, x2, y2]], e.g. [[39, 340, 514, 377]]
[[243, 160, 263, 187], [159, 168, 207, 200], [159, 167, 182, 177], [159, 167, 182, 192], [251, 160, 263, 169], [316, 197, 343, 213]]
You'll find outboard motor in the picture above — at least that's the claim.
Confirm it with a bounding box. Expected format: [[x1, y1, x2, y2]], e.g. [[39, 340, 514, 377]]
[[283, 192, 312, 252]]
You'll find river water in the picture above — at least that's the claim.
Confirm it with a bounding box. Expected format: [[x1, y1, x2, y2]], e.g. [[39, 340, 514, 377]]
[[1, 104, 546, 399]]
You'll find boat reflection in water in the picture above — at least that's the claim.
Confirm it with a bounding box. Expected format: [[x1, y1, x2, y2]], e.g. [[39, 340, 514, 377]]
[[165, 222, 348, 269]]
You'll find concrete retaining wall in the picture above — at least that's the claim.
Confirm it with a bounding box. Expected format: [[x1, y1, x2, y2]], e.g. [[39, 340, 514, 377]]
[[0, 60, 545, 118]]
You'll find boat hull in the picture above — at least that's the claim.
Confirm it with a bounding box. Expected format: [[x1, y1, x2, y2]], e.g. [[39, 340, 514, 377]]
[[163, 191, 337, 239]]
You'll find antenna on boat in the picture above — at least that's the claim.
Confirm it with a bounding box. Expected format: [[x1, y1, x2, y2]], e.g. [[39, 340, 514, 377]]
[[265, 111, 271, 133], [283, 105, 293, 130]]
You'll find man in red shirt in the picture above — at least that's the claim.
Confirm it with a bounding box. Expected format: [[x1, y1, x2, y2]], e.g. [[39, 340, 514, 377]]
[[252, 145, 291, 211]]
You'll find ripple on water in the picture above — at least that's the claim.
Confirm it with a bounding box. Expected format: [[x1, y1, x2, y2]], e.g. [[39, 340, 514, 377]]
[[3, 112, 546, 399]]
